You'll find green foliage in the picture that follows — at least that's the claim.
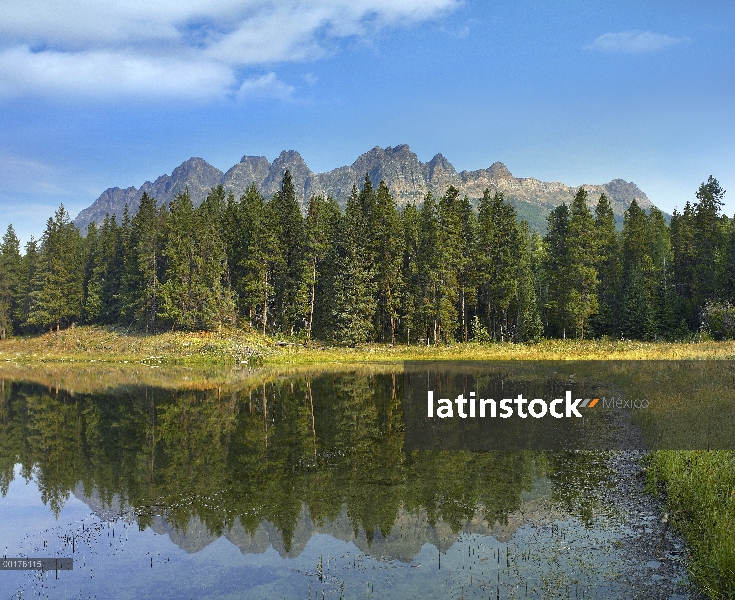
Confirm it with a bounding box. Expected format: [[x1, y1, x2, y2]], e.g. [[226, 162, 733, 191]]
[[0, 174, 731, 344], [373, 181, 404, 344], [0, 225, 21, 338], [27, 205, 86, 331], [158, 189, 235, 331], [84, 214, 125, 324], [701, 300, 735, 340], [589, 194, 621, 337], [542, 203, 572, 338], [566, 189, 599, 339], [304, 195, 341, 340], [477, 190, 520, 341], [227, 185, 278, 333], [332, 183, 378, 345], [269, 171, 308, 335], [120, 192, 165, 331]]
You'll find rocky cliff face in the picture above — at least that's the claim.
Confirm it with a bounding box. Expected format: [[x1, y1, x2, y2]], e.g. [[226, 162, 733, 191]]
[[74, 144, 654, 231]]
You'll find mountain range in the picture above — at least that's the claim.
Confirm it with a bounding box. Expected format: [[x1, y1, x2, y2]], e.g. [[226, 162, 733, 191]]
[[73, 144, 655, 232]]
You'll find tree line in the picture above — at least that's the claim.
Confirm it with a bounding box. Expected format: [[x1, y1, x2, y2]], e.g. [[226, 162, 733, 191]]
[[0, 171, 732, 342]]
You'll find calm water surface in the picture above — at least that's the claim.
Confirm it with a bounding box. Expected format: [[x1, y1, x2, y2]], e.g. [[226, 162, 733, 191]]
[[0, 368, 672, 599]]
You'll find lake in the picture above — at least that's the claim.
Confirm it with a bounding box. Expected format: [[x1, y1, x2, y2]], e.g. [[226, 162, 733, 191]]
[[0, 364, 704, 599]]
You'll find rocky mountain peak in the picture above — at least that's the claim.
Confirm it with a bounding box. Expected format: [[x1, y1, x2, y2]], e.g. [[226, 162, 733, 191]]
[[487, 162, 513, 179], [240, 154, 269, 165], [171, 157, 216, 177], [260, 150, 314, 199], [74, 144, 657, 233]]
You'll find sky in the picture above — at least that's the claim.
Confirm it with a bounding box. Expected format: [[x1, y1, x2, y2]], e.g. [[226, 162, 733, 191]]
[[1, 0, 734, 245]]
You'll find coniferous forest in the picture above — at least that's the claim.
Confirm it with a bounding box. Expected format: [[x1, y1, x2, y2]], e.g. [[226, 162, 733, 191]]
[[0, 171, 732, 344]]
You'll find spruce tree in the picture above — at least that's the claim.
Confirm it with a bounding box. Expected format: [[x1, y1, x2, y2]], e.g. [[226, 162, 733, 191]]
[[0, 225, 21, 338], [373, 182, 404, 344], [692, 176, 727, 313], [566, 188, 599, 339], [27, 205, 85, 331], [83, 214, 124, 324], [456, 194, 478, 342], [435, 186, 463, 342], [477, 190, 520, 341], [332, 185, 377, 344], [619, 201, 656, 339], [121, 192, 164, 331], [513, 220, 543, 342], [159, 190, 234, 330], [304, 195, 341, 340], [400, 201, 421, 344], [415, 193, 440, 344], [269, 171, 308, 335], [589, 194, 621, 337], [232, 185, 278, 334], [542, 204, 572, 338], [15, 238, 38, 332]]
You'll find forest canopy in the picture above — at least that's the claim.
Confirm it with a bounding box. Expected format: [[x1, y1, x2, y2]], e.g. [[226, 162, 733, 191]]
[[0, 173, 731, 343]]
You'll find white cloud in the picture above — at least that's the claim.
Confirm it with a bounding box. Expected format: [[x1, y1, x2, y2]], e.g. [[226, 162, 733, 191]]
[[587, 30, 688, 53], [0, 47, 235, 100], [237, 72, 294, 100], [0, 0, 459, 100]]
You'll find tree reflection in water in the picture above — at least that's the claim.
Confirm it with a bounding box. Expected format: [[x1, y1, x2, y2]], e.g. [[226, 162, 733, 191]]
[[0, 370, 612, 559]]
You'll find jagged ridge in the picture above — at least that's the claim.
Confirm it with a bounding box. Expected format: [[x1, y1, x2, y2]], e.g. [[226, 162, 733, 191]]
[[74, 144, 653, 231]]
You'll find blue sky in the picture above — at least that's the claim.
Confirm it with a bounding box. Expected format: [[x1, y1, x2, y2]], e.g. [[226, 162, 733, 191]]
[[1, 0, 733, 245]]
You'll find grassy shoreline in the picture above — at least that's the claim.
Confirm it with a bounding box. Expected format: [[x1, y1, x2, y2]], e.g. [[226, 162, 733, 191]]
[[2, 324, 735, 366]]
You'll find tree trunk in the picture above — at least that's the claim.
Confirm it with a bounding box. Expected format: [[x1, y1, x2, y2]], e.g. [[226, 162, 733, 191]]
[[262, 272, 268, 336], [308, 257, 317, 340]]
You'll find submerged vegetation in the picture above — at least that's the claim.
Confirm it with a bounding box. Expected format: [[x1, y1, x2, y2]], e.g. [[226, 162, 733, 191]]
[[648, 451, 735, 599]]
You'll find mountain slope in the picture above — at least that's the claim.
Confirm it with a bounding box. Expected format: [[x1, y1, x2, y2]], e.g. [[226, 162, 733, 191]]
[[74, 145, 654, 231]]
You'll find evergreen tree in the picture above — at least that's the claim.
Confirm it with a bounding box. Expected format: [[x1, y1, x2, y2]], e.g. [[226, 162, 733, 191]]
[[400, 201, 421, 344], [83, 214, 125, 324], [513, 220, 543, 342], [670, 202, 697, 328], [477, 190, 520, 341], [692, 176, 727, 313], [619, 201, 656, 339], [27, 205, 86, 331], [158, 190, 234, 330], [542, 204, 572, 338], [373, 182, 404, 344], [304, 195, 341, 340], [0, 225, 21, 338], [566, 188, 599, 338], [15, 238, 38, 332], [455, 194, 478, 342], [620, 270, 656, 340], [121, 193, 165, 331], [589, 194, 621, 337], [82, 221, 101, 322], [230, 185, 278, 334], [724, 216, 735, 302], [435, 186, 464, 342], [415, 193, 441, 344], [197, 186, 236, 328], [332, 185, 377, 344], [269, 171, 308, 335]]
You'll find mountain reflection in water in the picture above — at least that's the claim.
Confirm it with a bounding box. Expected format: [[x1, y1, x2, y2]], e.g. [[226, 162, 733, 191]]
[[0, 370, 607, 559]]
